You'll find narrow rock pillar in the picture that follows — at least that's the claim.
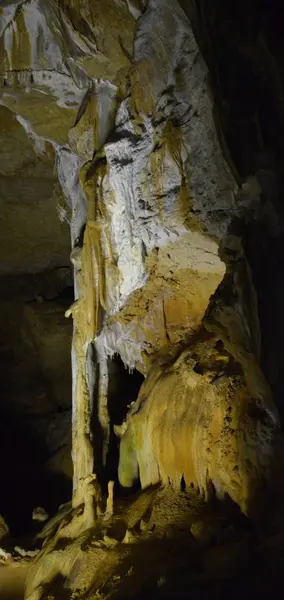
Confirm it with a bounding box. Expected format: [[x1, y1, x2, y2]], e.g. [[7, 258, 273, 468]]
[[65, 159, 107, 516]]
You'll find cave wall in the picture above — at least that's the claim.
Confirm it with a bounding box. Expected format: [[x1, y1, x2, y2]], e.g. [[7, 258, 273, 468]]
[[179, 0, 284, 420], [0, 100, 74, 527]]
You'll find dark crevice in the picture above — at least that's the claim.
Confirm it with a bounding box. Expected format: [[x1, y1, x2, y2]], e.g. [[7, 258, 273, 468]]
[[104, 355, 144, 490]]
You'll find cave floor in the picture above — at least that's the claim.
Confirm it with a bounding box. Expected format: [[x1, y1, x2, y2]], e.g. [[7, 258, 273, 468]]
[[3, 486, 284, 600], [0, 562, 29, 600]]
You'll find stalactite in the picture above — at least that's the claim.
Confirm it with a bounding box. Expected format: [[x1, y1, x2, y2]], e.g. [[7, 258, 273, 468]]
[[116, 334, 281, 516]]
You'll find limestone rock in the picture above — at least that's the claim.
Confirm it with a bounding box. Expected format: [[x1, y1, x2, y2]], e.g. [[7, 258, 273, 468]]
[[32, 507, 49, 523], [1, 0, 283, 558], [0, 106, 70, 275], [117, 332, 281, 516], [1, 0, 243, 372], [0, 0, 136, 143]]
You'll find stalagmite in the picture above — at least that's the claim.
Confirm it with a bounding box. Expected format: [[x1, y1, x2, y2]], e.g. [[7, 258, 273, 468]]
[[104, 480, 114, 521]]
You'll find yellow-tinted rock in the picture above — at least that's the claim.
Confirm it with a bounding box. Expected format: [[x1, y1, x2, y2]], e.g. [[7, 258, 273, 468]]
[[117, 333, 281, 516], [106, 232, 225, 371]]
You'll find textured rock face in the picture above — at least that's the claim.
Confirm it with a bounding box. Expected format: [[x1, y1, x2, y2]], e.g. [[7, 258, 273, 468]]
[[180, 0, 284, 422], [117, 332, 280, 516], [1, 0, 283, 525], [0, 105, 70, 274], [0, 0, 135, 142]]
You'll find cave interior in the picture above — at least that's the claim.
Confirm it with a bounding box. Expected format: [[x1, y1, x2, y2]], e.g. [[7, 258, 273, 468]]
[[1, 0, 284, 599]]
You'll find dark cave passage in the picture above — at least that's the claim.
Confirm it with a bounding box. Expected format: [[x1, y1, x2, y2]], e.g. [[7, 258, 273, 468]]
[[108, 355, 144, 426], [0, 417, 72, 537], [105, 355, 145, 489], [0, 275, 74, 536]]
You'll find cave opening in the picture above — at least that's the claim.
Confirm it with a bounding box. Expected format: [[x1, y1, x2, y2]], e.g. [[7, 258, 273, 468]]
[[104, 355, 145, 490]]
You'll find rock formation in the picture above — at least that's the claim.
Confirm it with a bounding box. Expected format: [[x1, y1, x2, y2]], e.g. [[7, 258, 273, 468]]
[[116, 330, 280, 516], [1, 0, 284, 598]]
